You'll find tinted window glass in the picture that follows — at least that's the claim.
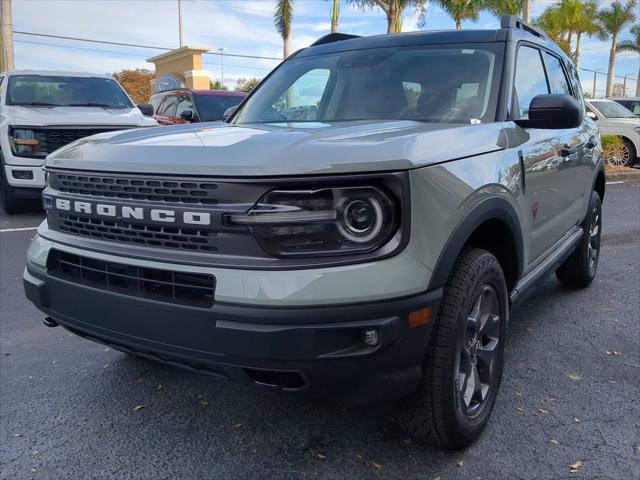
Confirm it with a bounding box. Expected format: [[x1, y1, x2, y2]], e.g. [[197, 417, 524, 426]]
[[544, 53, 571, 95], [514, 46, 549, 119], [6, 75, 133, 108], [566, 64, 585, 108], [175, 95, 194, 117], [194, 95, 245, 121], [590, 101, 637, 118], [157, 95, 178, 116], [234, 43, 504, 125]]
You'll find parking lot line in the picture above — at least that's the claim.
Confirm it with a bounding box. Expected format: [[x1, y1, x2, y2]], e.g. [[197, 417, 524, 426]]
[[606, 181, 625, 185], [0, 227, 39, 233]]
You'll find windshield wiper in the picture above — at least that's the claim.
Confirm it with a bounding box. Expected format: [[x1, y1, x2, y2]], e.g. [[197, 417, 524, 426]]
[[68, 102, 127, 109], [13, 102, 59, 107]]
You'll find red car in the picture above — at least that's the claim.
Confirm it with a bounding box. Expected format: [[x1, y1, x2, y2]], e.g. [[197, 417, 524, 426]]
[[147, 89, 247, 125]]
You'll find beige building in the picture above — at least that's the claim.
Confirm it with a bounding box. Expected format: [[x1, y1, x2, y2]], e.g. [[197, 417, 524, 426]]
[[147, 46, 211, 92]]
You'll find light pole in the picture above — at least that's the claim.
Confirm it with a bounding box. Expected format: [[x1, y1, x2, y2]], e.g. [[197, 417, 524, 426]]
[[178, 0, 184, 47], [1, 0, 15, 71], [592, 69, 604, 98], [218, 48, 225, 88]]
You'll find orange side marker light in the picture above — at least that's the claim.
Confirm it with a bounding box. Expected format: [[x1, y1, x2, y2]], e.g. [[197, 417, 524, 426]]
[[409, 307, 432, 327]]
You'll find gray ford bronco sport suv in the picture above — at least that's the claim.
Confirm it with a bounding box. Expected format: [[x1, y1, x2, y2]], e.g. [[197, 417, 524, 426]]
[[24, 16, 604, 449]]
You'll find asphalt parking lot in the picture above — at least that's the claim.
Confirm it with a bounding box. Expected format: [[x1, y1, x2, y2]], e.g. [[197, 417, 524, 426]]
[[1, 180, 638, 480]]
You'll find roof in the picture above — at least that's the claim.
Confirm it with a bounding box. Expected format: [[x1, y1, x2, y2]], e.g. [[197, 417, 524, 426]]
[[150, 89, 247, 97], [147, 46, 210, 64], [608, 97, 640, 101], [297, 20, 567, 61], [1, 70, 113, 78]]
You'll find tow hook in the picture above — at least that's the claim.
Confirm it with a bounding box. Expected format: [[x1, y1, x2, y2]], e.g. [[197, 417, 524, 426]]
[[42, 317, 59, 328]]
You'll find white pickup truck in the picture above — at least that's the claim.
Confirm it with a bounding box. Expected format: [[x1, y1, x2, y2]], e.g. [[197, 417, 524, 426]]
[[0, 70, 158, 213]]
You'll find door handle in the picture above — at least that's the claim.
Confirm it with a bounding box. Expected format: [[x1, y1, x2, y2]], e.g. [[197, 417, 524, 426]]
[[560, 144, 579, 157]]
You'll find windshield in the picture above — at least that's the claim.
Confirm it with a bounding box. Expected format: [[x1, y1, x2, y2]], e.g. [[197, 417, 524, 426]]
[[591, 101, 637, 118], [6, 75, 133, 108], [233, 43, 504, 125], [195, 94, 246, 121]]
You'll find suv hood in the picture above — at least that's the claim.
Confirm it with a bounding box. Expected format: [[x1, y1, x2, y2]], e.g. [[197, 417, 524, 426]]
[[46, 120, 506, 176], [4, 105, 158, 127]]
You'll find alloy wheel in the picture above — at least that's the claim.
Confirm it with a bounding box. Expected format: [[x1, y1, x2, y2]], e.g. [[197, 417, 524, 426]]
[[457, 285, 501, 418], [607, 144, 630, 167], [588, 203, 601, 275]]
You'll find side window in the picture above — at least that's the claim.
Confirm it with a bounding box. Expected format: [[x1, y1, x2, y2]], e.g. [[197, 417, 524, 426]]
[[175, 95, 194, 117], [566, 63, 585, 108], [274, 69, 330, 121], [544, 53, 571, 95], [514, 46, 549, 119], [157, 95, 178, 117]]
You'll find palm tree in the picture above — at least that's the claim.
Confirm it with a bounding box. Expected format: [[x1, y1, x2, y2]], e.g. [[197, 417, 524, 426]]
[[485, 0, 525, 18], [437, 0, 482, 29], [331, 0, 339, 32], [348, 1, 427, 34], [616, 25, 640, 96], [274, 0, 294, 59], [570, 1, 600, 69], [597, 0, 637, 97]]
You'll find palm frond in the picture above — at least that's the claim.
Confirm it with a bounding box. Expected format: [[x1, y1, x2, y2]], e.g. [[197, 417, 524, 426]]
[[274, 0, 294, 39]]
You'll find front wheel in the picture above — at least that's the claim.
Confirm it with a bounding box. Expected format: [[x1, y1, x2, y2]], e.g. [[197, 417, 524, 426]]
[[397, 248, 508, 449], [0, 174, 22, 214]]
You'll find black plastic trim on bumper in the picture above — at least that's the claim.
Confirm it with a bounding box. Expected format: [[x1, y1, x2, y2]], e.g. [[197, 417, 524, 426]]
[[24, 262, 441, 406]]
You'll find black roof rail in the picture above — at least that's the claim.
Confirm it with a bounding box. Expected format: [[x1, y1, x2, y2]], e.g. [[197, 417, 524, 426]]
[[311, 33, 361, 47], [500, 14, 547, 39]]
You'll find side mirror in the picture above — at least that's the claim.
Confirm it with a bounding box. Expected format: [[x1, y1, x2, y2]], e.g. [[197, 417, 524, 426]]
[[223, 106, 237, 121], [179, 110, 194, 121], [515, 94, 583, 129], [586, 111, 598, 121], [137, 103, 154, 116]]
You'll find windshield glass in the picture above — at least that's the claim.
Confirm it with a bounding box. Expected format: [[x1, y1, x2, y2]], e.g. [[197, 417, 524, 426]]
[[195, 94, 246, 121], [591, 101, 637, 118], [233, 43, 503, 125], [6, 75, 133, 108]]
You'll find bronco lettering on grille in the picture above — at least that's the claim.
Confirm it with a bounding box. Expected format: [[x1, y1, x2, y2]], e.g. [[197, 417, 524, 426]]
[[51, 197, 212, 226]]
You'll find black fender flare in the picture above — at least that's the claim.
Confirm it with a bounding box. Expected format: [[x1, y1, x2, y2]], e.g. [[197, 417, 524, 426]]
[[428, 197, 525, 290]]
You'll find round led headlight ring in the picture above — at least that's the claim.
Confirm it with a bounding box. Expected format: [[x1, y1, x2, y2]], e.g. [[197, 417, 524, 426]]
[[339, 198, 384, 243]]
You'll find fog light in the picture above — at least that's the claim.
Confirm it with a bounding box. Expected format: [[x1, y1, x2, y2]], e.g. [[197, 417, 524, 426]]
[[12, 170, 33, 180], [362, 329, 379, 347]]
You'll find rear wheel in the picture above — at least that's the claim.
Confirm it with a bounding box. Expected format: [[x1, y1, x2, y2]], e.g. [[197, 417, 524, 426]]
[[556, 191, 602, 287], [397, 248, 508, 449]]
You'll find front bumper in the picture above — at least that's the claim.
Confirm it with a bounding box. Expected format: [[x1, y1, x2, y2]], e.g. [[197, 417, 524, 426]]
[[24, 260, 441, 406]]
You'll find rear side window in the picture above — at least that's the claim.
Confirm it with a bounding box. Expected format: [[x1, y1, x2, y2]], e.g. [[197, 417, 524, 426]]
[[544, 53, 571, 95], [514, 46, 549, 119], [566, 63, 585, 108], [157, 95, 178, 117]]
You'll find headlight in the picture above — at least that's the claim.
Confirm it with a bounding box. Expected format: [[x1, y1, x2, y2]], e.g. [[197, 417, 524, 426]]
[[226, 186, 399, 257], [9, 128, 47, 158]]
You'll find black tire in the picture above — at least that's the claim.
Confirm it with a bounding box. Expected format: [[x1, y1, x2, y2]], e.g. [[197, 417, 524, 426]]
[[621, 138, 637, 168], [397, 248, 508, 449], [556, 191, 602, 287], [0, 165, 23, 214]]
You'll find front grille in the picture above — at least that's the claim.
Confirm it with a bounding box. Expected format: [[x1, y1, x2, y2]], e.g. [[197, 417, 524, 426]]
[[19, 127, 126, 156], [57, 214, 218, 252], [47, 250, 215, 308], [51, 172, 220, 204]]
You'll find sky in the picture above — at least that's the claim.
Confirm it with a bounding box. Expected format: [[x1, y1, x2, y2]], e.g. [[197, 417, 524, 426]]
[[12, 0, 640, 98]]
